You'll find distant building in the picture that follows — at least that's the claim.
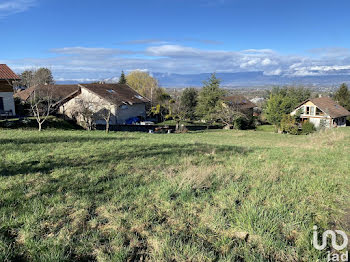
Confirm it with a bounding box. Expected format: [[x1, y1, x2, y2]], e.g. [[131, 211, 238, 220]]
[[291, 97, 350, 128], [0, 64, 19, 117], [223, 95, 257, 117], [15, 83, 149, 126]]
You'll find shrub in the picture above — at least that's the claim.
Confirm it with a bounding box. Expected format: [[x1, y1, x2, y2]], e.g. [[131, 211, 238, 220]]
[[301, 120, 316, 135], [280, 115, 298, 134]]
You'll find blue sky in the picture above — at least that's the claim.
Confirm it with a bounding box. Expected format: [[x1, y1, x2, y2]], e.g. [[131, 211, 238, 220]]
[[1, 0, 350, 80]]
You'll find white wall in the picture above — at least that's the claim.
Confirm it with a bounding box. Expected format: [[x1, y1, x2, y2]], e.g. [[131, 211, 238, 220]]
[[0, 92, 16, 115], [291, 105, 331, 128]]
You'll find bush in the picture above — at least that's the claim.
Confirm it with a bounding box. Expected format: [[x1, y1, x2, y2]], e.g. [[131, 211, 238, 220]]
[[280, 115, 298, 134], [233, 116, 255, 130], [301, 121, 316, 135]]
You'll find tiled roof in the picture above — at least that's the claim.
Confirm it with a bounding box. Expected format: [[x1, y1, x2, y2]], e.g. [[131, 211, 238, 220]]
[[223, 95, 257, 109], [0, 64, 20, 80], [14, 84, 80, 101], [310, 97, 350, 118], [79, 83, 149, 106]]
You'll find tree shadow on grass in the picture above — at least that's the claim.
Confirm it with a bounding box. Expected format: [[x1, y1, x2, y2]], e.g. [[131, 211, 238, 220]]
[[0, 135, 139, 145], [0, 143, 253, 177]]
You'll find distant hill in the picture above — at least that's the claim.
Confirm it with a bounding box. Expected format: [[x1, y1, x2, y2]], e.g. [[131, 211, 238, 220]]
[[56, 71, 350, 88]]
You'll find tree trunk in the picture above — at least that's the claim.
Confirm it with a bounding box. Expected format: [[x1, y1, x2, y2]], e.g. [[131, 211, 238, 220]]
[[175, 120, 180, 131], [38, 122, 42, 132], [106, 121, 110, 133]]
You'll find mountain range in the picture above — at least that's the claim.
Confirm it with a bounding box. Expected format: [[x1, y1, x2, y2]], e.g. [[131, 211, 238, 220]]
[[56, 71, 350, 89]]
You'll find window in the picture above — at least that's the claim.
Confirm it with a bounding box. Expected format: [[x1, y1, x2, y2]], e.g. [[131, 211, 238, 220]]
[[316, 107, 324, 116], [0, 97, 4, 111], [310, 106, 315, 115], [305, 106, 314, 115], [306, 106, 310, 115], [107, 89, 115, 93]]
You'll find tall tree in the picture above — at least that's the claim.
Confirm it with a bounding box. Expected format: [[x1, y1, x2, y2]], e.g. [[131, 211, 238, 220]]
[[264, 86, 311, 126], [35, 68, 54, 85], [118, 71, 127, 84], [334, 83, 350, 110], [19, 68, 54, 88], [196, 73, 225, 123], [126, 71, 159, 103], [20, 70, 34, 88], [180, 88, 198, 120]]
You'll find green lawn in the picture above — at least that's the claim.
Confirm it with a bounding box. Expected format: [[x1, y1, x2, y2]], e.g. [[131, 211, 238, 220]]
[[1, 128, 349, 261]]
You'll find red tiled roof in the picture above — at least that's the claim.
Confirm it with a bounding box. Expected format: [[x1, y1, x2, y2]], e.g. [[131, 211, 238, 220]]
[[310, 97, 350, 118], [223, 95, 257, 109], [79, 83, 149, 106], [0, 64, 20, 80]]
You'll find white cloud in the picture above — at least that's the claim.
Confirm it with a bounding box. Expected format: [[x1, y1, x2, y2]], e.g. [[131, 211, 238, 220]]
[[0, 0, 37, 17], [5, 44, 350, 81]]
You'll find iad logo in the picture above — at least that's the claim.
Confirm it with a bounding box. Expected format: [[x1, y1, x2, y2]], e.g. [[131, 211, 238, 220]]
[[312, 225, 349, 262]]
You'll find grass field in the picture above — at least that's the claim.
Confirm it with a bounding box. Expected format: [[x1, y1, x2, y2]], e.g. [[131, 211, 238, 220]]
[[1, 128, 350, 261]]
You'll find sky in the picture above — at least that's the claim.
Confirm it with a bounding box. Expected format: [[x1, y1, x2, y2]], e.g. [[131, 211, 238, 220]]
[[1, 0, 350, 81]]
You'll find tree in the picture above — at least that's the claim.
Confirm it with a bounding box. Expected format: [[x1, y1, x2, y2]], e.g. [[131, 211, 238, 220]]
[[118, 71, 127, 85], [150, 88, 172, 122], [214, 101, 248, 129], [334, 83, 350, 110], [167, 91, 185, 131], [196, 73, 225, 124], [20, 70, 34, 88], [264, 86, 311, 127], [34, 68, 54, 85], [180, 88, 198, 120], [94, 104, 114, 133], [19, 68, 54, 88], [126, 71, 159, 103], [264, 93, 286, 126], [72, 99, 95, 131], [22, 68, 55, 131], [29, 86, 54, 131]]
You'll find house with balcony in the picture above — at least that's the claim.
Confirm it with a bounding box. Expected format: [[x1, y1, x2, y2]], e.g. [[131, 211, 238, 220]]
[[291, 97, 350, 128]]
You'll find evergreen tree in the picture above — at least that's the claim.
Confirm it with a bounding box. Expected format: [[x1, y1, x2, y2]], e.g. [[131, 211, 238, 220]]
[[196, 73, 225, 123], [334, 83, 350, 110], [264, 86, 311, 126], [118, 71, 127, 84], [180, 88, 198, 120]]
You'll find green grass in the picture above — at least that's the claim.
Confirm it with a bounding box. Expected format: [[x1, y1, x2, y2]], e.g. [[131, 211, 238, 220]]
[[155, 119, 220, 127], [1, 128, 350, 261], [256, 124, 275, 132]]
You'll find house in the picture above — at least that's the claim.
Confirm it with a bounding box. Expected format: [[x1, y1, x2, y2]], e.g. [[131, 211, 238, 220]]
[[15, 83, 149, 126], [291, 97, 350, 128], [0, 64, 20, 117], [223, 95, 257, 117]]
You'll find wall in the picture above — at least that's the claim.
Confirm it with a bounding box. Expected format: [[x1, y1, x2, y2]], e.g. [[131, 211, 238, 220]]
[[59, 87, 147, 126], [116, 103, 146, 124], [0, 92, 16, 115], [291, 102, 331, 128]]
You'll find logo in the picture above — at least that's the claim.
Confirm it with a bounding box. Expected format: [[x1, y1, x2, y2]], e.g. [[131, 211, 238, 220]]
[[312, 226, 348, 262]]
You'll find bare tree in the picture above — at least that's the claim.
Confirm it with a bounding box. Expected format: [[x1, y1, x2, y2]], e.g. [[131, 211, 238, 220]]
[[215, 101, 248, 129], [29, 86, 54, 131], [167, 91, 185, 131], [94, 104, 114, 133], [72, 99, 95, 131]]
